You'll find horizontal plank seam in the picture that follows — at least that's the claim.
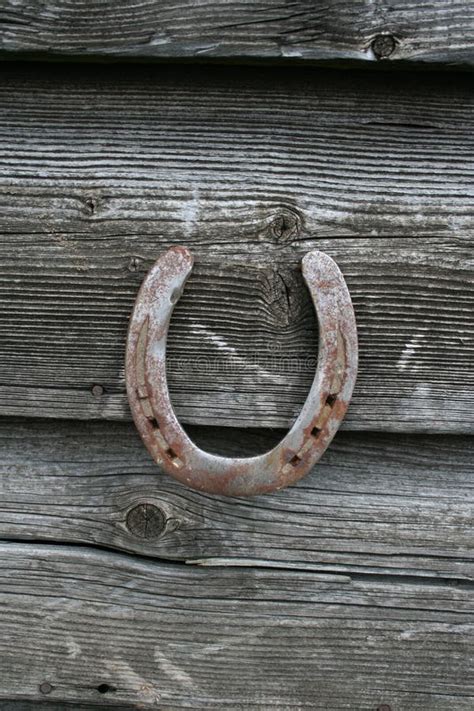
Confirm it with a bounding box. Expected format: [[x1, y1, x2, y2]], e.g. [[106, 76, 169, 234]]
[[0, 52, 473, 72]]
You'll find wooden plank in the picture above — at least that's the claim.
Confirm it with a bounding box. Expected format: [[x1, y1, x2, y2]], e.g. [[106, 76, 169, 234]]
[[0, 241, 472, 431], [0, 704, 131, 711], [1, 418, 472, 580], [1, 65, 472, 239], [0, 542, 472, 709], [0, 0, 473, 67], [0, 65, 473, 430]]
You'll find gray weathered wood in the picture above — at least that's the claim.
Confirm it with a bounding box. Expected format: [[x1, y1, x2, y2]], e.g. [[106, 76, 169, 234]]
[[0, 0, 473, 67], [0, 238, 472, 431], [0, 65, 473, 430], [0, 542, 472, 709], [0, 704, 131, 711], [1, 418, 472, 580]]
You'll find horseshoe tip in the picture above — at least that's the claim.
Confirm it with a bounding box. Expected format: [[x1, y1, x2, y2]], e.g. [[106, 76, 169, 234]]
[[301, 249, 341, 281], [168, 245, 193, 259], [164, 245, 194, 272], [301, 249, 323, 274]]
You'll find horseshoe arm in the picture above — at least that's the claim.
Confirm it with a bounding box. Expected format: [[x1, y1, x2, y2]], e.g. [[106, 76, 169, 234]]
[[126, 247, 358, 497]]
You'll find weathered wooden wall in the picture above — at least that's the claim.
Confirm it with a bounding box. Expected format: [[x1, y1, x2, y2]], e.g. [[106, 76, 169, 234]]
[[1, 419, 472, 578], [0, 8, 472, 706], [0, 65, 472, 430], [1, 542, 472, 709], [0, 420, 472, 708], [0, 0, 473, 67]]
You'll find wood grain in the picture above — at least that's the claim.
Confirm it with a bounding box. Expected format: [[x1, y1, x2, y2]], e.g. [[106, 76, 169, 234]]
[[0, 704, 130, 711], [0, 65, 473, 430], [0, 542, 471, 709], [0, 0, 473, 67], [1, 418, 472, 580]]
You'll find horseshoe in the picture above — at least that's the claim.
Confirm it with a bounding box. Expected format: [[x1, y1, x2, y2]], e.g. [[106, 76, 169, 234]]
[[126, 247, 358, 497]]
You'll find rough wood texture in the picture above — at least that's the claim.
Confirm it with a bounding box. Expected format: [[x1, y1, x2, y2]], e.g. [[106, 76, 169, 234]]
[[1, 418, 472, 581], [0, 703, 131, 711], [0, 542, 472, 709], [0, 65, 473, 430], [0, 0, 473, 67]]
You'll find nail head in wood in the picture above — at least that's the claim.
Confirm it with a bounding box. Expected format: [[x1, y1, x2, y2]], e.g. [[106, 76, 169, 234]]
[[39, 682, 53, 695], [91, 384, 104, 398], [97, 683, 115, 694], [372, 34, 396, 59], [126, 503, 166, 539]]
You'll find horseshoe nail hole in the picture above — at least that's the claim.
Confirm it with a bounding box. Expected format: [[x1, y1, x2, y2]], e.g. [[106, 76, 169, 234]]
[[97, 684, 115, 694], [326, 393, 337, 407], [170, 288, 181, 304], [311, 426, 321, 438], [289, 453, 302, 467], [165, 446, 183, 468], [148, 418, 160, 430]]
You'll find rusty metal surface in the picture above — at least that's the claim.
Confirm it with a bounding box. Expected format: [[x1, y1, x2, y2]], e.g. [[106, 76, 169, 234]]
[[126, 247, 358, 497]]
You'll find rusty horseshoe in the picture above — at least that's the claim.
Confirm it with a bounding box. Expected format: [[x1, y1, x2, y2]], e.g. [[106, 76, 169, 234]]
[[126, 247, 358, 497]]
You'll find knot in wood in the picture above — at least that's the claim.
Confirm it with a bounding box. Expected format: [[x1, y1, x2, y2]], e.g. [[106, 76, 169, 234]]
[[271, 208, 301, 243], [126, 503, 166, 539], [264, 266, 308, 328], [371, 34, 396, 59]]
